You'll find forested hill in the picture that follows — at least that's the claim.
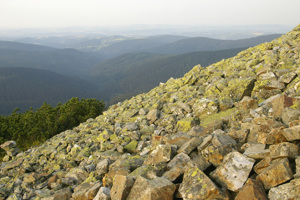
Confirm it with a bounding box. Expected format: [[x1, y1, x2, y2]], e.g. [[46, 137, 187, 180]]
[[0, 40, 104, 76], [146, 34, 282, 54], [0, 67, 100, 115]]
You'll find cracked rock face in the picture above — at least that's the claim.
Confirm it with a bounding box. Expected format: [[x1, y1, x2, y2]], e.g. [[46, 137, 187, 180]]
[[1, 24, 300, 200]]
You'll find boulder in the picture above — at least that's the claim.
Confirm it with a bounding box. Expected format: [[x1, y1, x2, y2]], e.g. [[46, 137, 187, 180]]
[[256, 158, 293, 190], [179, 166, 228, 200], [110, 175, 134, 200], [282, 125, 300, 141], [235, 179, 268, 200], [269, 142, 299, 159], [93, 187, 111, 200], [211, 151, 255, 192], [268, 178, 300, 200], [177, 137, 202, 155], [126, 176, 176, 200]]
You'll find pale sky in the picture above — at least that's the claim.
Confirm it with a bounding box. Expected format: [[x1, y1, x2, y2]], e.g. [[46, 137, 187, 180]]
[[0, 0, 299, 29]]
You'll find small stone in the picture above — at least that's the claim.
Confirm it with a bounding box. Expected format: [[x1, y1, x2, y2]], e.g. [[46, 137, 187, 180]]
[[146, 109, 160, 124], [256, 158, 293, 190], [211, 151, 255, 192], [96, 159, 110, 175]]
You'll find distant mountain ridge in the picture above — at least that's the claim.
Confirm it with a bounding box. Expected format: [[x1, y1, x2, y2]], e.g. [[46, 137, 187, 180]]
[[0, 40, 104, 76]]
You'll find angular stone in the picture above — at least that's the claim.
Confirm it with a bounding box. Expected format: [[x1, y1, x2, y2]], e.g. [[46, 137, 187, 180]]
[[243, 143, 270, 159], [146, 109, 160, 124], [177, 101, 192, 113], [144, 144, 172, 165], [167, 152, 190, 169], [111, 175, 134, 200], [23, 172, 37, 183], [4, 158, 24, 170], [262, 80, 285, 90], [211, 151, 255, 192], [177, 137, 202, 155], [235, 179, 268, 200], [271, 95, 298, 118], [256, 158, 293, 190], [190, 152, 211, 171], [49, 188, 72, 200], [93, 187, 111, 200], [177, 117, 199, 133], [211, 132, 236, 147], [65, 168, 89, 184], [268, 178, 300, 200], [201, 144, 233, 167], [127, 176, 176, 200], [179, 166, 227, 200], [281, 107, 300, 125], [282, 125, 300, 141], [278, 71, 297, 84], [162, 165, 185, 182], [128, 162, 166, 180], [0, 141, 16, 152], [269, 142, 299, 159], [96, 159, 110, 175], [72, 182, 101, 200]]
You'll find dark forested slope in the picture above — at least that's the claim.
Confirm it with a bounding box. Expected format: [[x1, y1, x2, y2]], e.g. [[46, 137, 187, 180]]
[[0, 67, 100, 115]]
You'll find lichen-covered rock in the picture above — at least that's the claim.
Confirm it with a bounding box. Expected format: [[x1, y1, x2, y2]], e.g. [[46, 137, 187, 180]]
[[179, 166, 228, 200], [177, 137, 202, 155], [126, 176, 176, 200], [211, 151, 255, 192], [110, 175, 134, 200], [256, 158, 293, 190], [235, 179, 268, 200], [268, 178, 300, 200], [269, 142, 299, 159], [282, 125, 300, 141]]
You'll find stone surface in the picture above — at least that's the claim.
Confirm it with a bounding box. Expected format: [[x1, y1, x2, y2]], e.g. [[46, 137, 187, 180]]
[[126, 176, 176, 200], [177, 137, 202, 155], [110, 175, 134, 200], [179, 166, 228, 200], [269, 142, 299, 159], [282, 125, 300, 141], [235, 179, 268, 200], [93, 187, 111, 200], [243, 143, 270, 159], [256, 158, 293, 190], [268, 178, 300, 200], [211, 151, 255, 192]]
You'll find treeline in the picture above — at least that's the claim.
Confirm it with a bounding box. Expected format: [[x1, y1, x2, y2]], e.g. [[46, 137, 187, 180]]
[[0, 97, 105, 155]]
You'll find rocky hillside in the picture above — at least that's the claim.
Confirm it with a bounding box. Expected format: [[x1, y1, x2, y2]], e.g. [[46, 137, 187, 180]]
[[0, 25, 300, 200]]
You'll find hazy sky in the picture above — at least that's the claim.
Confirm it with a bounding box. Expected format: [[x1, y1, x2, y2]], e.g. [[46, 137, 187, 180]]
[[1, 0, 299, 29]]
